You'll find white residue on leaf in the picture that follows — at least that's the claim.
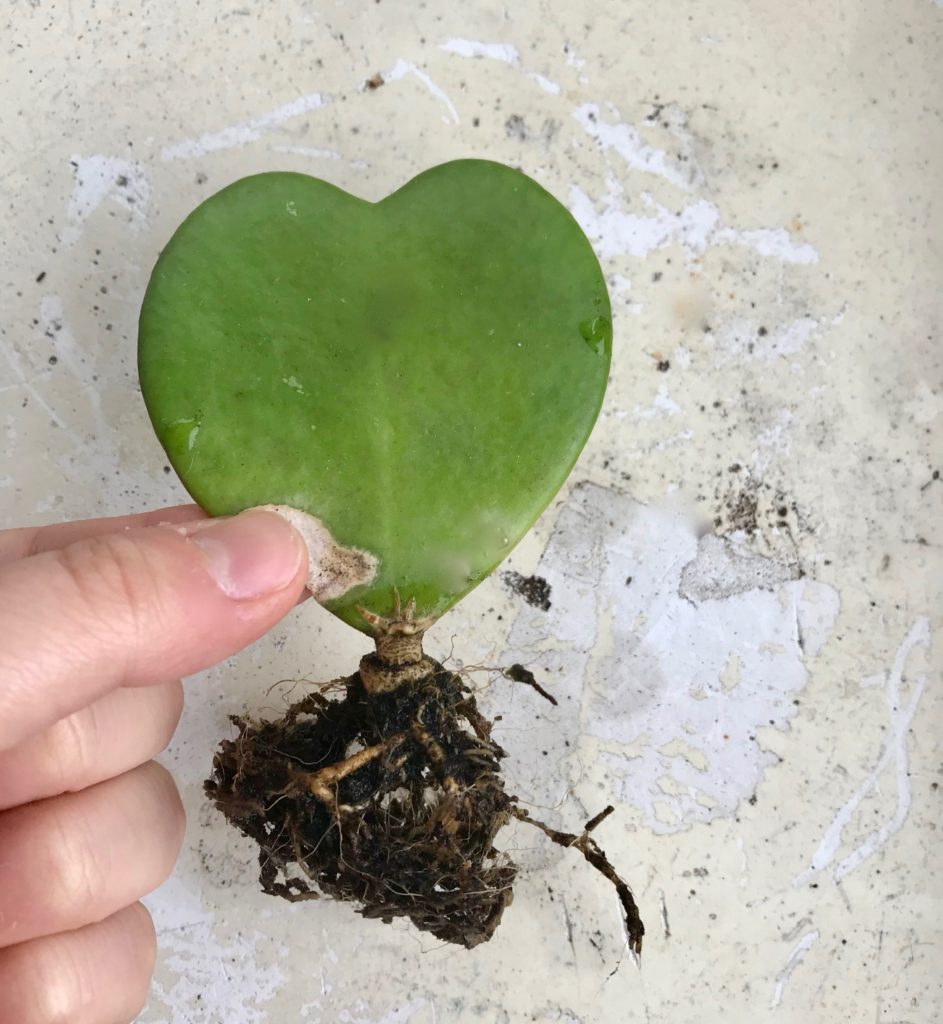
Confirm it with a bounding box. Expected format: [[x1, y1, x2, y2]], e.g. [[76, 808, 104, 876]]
[[161, 93, 327, 160], [283, 375, 305, 393]]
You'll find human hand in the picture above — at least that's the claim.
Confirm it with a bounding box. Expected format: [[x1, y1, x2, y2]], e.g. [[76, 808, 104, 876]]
[[0, 505, 309, 1023]]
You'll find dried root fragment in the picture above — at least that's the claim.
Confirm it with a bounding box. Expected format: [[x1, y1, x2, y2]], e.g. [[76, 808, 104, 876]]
[[205, 612, 644, 952], [512, 805, 644, 956]]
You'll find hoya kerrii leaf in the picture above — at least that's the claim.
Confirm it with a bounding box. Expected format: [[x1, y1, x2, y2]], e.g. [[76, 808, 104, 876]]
[[138, 161, 611, 632]]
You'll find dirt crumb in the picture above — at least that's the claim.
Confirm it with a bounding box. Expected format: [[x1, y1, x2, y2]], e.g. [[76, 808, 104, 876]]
[[502, 571, 552, 610]]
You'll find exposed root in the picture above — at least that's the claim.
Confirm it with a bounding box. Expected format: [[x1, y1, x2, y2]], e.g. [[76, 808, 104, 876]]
[[512, 805, 645, 957], [205, 633, 644, 952], [207, 663, 517, 948], [504, 662, 559, 706]]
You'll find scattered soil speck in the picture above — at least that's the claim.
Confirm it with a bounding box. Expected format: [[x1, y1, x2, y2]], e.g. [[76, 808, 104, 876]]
[[505, 114, 527, 141], [502, 571, 552, 610]]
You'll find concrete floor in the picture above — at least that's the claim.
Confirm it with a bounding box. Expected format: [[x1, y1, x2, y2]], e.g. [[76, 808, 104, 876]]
[[2, 2, 941, 1022]]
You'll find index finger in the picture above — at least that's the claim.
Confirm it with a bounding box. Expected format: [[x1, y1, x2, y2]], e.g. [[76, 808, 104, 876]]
[[0, 509, 309, 751], [0, 504, 204, 566]]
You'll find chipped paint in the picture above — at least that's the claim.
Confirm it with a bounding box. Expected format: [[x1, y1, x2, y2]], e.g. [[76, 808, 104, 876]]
[[569, 181, 818, 264], [770, 930, 820, 1009], [573, 103, 702, 192], [439, 38, 520, 63], [271, 145, 342, 160], [384, 60, 459, 124], [161, 94, 327, 161], [142, 869, 292, 1024], [63, 155, 150, 244], [680, 534, 800, 601], [530, 73, 562, 94], [794, 618, 931, 886], [440, 37, 561, 96], [498, 484, 839, 832]]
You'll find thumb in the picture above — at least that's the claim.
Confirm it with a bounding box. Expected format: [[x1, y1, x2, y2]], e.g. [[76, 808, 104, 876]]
[[0, 509, 309, 751]]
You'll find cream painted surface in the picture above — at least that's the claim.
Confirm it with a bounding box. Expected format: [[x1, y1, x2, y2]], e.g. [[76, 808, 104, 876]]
[[1, 2, 940, 1022]]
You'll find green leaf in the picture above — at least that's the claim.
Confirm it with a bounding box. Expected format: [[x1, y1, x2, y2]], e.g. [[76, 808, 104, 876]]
[[139, 161, 610, 631]]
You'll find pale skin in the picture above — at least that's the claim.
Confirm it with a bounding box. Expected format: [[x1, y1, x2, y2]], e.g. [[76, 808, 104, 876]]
[[0, 506, 310, 1023]]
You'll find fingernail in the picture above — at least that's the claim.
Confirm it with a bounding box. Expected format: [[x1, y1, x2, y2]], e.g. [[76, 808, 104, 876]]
[[187, 510, 306, 600]]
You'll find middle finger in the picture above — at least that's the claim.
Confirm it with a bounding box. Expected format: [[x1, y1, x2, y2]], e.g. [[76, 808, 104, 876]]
[[0, 680, 184, 811], [0, 761, 185, 949]]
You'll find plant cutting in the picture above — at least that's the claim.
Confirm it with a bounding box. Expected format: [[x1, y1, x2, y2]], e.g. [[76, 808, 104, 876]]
[[138, 160, 644, 953]]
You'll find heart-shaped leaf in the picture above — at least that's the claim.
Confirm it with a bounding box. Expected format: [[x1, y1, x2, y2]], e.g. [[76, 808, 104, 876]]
[[139, 161, 610, 631]]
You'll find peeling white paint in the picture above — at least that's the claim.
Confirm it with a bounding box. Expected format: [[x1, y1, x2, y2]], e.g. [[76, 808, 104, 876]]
[[770, 930, 820, 1008], [384, 60, 459, 124], [63, 155, 150, 244], [574, 103, 700, 192], [570, 180, 818, 265], [713, 315, 824, 363], [151, 924, 286, 1024], [440, 38, 560, 95], [338, 998, 434, 1024], [904, 379, 942, 424], [563, 44, 586, 69], [271, 145, 341, 160], [713, 225, 818, 265], [161, 93, 327, 160], [440, 38, 520, 64], [569, 102, 818, 267], [498, 484, 839, 831], [530, 72, 562, 94], [795, 582, 841, 657], [794, 618, 931, 886], [143, 873, 287, 1024], [632, 381, 682, 419], [680, 534, 799, 602]]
